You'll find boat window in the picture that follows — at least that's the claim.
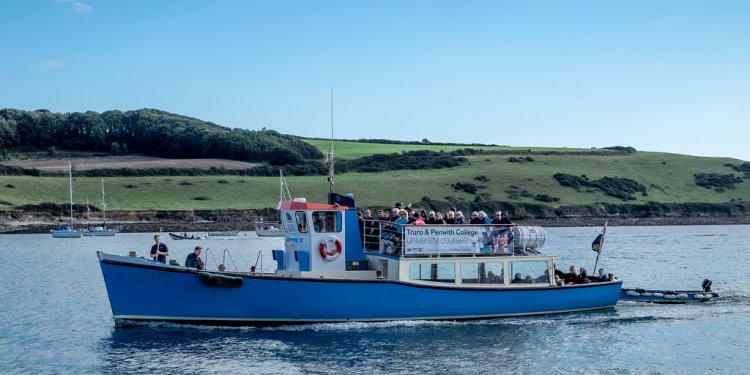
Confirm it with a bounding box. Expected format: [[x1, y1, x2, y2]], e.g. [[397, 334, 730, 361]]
[[409, 263, 455, 283], [461, 262, 504, 284], [312, 211, 342, 233], [509, 260, 550, 284], [283, 212, 296, 233], [295, 211, 308, 233]]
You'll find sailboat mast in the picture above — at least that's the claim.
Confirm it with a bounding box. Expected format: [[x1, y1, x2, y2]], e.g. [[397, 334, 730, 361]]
[[327, 87, 335, 194], [278, 169, 283, 208], [68, 162, 74, 224], [101, 179, 107, 222]]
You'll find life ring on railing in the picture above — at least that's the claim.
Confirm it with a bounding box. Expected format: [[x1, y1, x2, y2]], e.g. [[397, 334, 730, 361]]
[[319, 236, 343, 261]]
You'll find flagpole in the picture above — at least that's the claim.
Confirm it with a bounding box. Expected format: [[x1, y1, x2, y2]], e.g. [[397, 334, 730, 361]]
[[592, 221, 607, 274]]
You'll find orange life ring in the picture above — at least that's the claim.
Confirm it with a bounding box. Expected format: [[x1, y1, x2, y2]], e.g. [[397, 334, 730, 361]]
[[319, 236, 343, 261]]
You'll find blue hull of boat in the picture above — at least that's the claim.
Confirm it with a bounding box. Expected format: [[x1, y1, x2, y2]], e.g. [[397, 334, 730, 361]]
[[52, 231, 82, 238], [99, 255, 622, 326]]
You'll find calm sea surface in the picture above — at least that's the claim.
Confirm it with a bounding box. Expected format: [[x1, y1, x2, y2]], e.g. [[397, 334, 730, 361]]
[[1, 225, 749, 374]]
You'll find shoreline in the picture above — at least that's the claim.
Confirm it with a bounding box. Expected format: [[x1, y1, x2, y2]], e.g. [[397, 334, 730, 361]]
[[2, 211, 749, 234]]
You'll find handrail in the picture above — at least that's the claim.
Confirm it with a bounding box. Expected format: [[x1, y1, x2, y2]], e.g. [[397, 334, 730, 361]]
[[204, 248, 218, 269], [252, 251, 263, 275], [222, 249, 239, 272]]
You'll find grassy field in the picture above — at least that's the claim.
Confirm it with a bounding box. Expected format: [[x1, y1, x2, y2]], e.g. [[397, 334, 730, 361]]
[[302, 139, 592, 160], [1, 151, 746, 212]]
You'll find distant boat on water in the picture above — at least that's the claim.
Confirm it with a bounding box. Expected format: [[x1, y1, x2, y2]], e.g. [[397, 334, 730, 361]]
[[82, 179, 117, 237], [255, 169, 290, 238], [52, 162, 82, 238], [206, 231, 242, 239], [255, 226, 284, 237], [169, 232, 202, 240]]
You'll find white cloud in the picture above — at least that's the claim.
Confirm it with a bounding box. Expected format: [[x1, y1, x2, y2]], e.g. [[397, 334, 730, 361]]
[[53, 0, 93, 14], [29, 60, 64, 71]]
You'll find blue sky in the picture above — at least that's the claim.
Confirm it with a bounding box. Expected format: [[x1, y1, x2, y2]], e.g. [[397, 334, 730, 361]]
[[2, 0, 749, 161]]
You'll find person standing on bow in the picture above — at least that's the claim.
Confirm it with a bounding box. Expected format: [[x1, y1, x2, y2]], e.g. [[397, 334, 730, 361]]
[[150, 234, 169, 263], [185, 246, 204, 270]]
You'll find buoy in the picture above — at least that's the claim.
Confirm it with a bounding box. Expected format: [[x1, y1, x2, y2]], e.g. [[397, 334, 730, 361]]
[[652, 292, 664, 297], [626, 290, 640, 296], [703, 294, 713, 299], [676, 293, 688, 299], [641, 292, 652, 297], [693, 294, 705, 299], [664, 294, 676, 299]]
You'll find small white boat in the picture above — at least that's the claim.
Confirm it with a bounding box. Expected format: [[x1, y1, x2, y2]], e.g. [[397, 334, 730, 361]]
[[256, 227, 284, 237]]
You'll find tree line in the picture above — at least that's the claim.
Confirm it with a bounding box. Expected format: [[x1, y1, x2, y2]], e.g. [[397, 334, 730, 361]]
[[0, 108, 323, 165]]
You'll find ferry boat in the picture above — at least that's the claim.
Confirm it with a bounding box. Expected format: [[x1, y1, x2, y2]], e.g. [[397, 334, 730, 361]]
[[97, 191, 622, 326]]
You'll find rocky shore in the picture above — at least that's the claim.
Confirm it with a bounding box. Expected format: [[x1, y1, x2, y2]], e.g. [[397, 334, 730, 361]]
[[2, 210, 749, 234]]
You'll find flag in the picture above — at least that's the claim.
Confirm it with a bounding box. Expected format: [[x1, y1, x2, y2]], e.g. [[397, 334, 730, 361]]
[[591, 222, 607, 253]]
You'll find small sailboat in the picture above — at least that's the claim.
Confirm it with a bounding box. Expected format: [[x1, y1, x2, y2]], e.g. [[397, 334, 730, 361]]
[[82, 179, 117, 236], [256, 169, 289, 238], [52, 162, 82, 238]]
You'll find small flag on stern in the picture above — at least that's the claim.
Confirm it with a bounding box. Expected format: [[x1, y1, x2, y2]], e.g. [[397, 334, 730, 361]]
[[591, 222, 607, 253]]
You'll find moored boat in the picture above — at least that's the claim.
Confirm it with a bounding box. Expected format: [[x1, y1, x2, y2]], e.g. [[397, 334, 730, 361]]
[[82, 225, 117, 237], [205, 231, 242, 239], [82, 179, 117, 237], [255, 226, 284, 237], [168, 232, 203, 240], [52, 223, 82, 238], [97, 192, 622, 326], [52, 162, 82, 238], [619, 280, 719, 303]]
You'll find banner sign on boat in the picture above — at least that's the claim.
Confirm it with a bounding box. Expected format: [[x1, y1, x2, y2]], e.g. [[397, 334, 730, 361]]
[[403, 225, 514, 255]]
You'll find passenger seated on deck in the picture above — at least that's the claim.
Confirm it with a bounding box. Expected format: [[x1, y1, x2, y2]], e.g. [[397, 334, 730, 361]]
[[554, 274, 564, 286], [536, 269, 550, 283], [596, 268, 609, 282], [487, 271, 503, 284], [564, 265, 577, 285], [576, 268, 591, 284], [445, 211, 455, 224], [487, 271, 497, 283], [453, 211, 466, 224], [524, 275, 533, 283], [412, 212, 425, 225], [185, 246, 204, 270], [512, 273, 524, 284]]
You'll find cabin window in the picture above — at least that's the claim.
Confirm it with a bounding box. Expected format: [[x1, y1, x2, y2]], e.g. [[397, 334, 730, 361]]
[[295, 211, 308, 233], [461, 262, 504, 284], [312, 211, 342, 233], [409, 263, 455, 283], [509, 260, 549, 284], [283, 212, 296, 233]]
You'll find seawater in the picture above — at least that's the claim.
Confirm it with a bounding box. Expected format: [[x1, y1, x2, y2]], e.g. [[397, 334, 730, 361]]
[[1, 226, 749, 374]]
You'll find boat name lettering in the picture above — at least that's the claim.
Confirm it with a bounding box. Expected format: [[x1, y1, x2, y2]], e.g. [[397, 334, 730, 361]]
[[122, 272, 159, 282]]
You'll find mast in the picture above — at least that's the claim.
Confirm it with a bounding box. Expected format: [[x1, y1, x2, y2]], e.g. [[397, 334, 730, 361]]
[[327, 87, 335, 194], [279, 169, 283, 208], [101, 179, 107, 222], [68, 162, 74, 224]]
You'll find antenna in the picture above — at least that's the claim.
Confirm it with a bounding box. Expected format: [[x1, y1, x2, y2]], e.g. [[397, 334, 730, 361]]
[[327, 87, 335, 194]]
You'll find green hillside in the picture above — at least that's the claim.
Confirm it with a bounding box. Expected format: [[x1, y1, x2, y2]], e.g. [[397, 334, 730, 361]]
[[302, 139, 592, 160], [1, 149, 747, 216]]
